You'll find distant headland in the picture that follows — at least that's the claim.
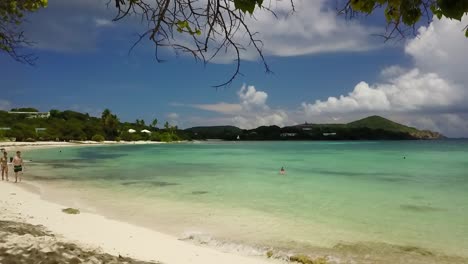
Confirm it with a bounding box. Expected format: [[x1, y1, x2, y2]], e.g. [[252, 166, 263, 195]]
[[185, 115, 444, 140]]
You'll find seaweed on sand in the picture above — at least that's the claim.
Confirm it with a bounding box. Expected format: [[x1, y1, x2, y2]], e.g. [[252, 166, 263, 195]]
[[62, 208, 80, 214]]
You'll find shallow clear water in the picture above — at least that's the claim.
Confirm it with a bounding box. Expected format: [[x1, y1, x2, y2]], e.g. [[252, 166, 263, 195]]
[[24, 141, 468, 263]]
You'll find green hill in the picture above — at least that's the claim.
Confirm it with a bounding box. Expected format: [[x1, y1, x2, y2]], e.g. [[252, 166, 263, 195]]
[[347, 115, 418, 133]]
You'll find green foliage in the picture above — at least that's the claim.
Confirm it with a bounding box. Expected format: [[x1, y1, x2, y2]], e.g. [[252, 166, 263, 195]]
[[233, 0, 263, 14], [0, 108, 187, 142], [349, 0, 468, 37], [289, 255, 328, 264], [176, 20, 202, 35], [437, 0, 468, 20], [10, 107, 39, 112], [347, 115, 417, 133], [266, 250, 274, 258], [91, 134, 105, 142], [101, 109, 120, 140], [151, 118, 158, 128], [0, 0, 48, 53], [186, 116, 442, 140], [62, 208, 80, 214]]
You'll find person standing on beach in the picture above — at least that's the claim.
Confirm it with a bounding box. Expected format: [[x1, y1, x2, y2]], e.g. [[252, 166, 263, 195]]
[[1, 151, 8, 181], [12, 151, 24, 183]]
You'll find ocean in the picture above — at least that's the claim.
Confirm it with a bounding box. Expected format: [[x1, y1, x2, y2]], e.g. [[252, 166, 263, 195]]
[[25, 140, 468, 263]]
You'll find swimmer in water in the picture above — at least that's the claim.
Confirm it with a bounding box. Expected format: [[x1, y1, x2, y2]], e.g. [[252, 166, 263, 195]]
[[280, 166, 286, 175]]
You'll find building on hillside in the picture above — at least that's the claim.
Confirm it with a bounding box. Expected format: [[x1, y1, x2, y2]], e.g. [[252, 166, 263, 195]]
[[35, 128, 47, 133], [8, 111, 50, 119], [141, 129, 151, 134], [323, 132, 337, 136], [280, 133, 297, 137]]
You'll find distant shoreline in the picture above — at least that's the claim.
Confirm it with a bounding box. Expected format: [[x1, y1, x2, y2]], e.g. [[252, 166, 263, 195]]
[[0, 140, 173, 151]]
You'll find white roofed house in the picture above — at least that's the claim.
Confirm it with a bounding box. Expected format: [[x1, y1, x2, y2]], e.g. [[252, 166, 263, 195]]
[[128, 129, 136, 133], [141, 129, 151, 134], [8, 111, 50, 119]]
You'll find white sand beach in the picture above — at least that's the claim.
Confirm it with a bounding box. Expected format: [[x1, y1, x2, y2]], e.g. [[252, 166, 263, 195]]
[[0, 140, 168, 151], [0, 181, 282, 264]]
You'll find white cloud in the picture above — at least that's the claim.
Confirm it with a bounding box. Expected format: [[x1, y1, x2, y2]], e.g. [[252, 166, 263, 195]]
[[303, 69, 463, 115], [247, 0, 379, 58], [405, 16, 468, 84], [0, 100, 11, 110], [191, 103, 242, 115], [301, 15, 468, 137], [166, 112, 179, 120], [180, 85, 289, 129], [204, 0, 380, 63], [95, 18, 113, 27], [238, 85, 268, 110], [26, 0, 378, 59], [230, 85, 289, 129], [380, 65, 406, 79]]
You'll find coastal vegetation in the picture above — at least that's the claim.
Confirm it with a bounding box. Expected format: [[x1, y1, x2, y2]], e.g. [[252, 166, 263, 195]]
[[186, 116, 444, 141], [0, 108, 187, 142], [0, 109, 443, 141]]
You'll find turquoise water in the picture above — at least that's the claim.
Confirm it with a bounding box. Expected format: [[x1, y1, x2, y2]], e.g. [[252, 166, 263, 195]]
[[25, 141, 468, 263]]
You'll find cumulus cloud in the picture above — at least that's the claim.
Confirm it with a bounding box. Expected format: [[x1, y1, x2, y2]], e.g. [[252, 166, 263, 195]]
[[247, 0, 379, 58], [180, 85, 289, 129], [303, 69, 463, 115], [301, 15, 468, 137], [380, 65, 407, 79], [238, 85, 268, 110], [206, 0, 380, 63]]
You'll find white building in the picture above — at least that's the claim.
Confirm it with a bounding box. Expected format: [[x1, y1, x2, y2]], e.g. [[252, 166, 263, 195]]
[[280, 133, 297, 137], [8, 111, 50, 119]]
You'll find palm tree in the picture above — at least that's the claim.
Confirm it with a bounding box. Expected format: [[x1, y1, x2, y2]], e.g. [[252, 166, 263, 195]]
[[151, 118, 158, 129]]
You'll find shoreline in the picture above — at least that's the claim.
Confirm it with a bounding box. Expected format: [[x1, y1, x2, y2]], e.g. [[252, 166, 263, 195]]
[[0, 182, 282, 264], [0, 140, 173, 152]]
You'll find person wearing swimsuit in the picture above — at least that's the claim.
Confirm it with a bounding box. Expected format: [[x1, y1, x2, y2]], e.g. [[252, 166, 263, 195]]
[[1, 151, 8, 181], [12, 151, 24, 183]]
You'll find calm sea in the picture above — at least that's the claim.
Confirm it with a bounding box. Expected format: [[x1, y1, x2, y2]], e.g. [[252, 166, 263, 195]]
[[25, 140, 468, 263]]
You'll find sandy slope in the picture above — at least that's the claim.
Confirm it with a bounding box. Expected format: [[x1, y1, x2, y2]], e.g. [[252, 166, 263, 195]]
[[0, 182, 279, 264]]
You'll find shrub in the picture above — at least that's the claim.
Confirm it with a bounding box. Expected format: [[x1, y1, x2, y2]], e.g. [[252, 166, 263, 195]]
[[62, 208, 80, 214], [91, 134, 105, 142], [150, 132, 162, 141], [115, 137, 121, 142]]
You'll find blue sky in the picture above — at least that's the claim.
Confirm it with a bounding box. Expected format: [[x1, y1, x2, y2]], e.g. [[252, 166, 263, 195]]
[[1, 1, 467, 137]]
